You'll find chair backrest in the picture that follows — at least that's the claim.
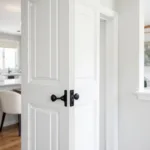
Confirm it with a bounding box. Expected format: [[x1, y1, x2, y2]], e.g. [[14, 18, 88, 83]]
[[0, 91, 21, 114]]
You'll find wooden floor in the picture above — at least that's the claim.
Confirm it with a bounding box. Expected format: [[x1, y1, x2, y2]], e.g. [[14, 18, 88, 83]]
[[0, 125, 21, 150]]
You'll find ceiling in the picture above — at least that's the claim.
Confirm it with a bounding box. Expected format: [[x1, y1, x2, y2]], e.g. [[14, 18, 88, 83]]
[[0, 0, 149, 34], [0, 0, 21, 35]]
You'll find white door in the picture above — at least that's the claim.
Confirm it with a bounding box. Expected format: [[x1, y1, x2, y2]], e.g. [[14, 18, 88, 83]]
[[21, 0, 71, 150], [21, 0, 99, 150], [72, 4, 99, 150]]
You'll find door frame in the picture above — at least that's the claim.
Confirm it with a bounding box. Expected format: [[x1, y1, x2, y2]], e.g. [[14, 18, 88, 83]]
[[99, 5, 118, 150]]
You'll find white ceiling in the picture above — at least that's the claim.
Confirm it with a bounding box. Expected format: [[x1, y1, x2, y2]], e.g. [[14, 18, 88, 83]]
[[0, 0, 21, 35], [144, 0, 150, 25], [0, 0, 149, 33]]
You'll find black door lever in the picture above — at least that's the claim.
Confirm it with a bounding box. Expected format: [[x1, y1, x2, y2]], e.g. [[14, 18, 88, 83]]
[[51, 90, 67, 107]]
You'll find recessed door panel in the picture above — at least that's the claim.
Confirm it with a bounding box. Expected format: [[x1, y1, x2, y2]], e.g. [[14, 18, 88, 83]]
[[28, 0, 59, 83], [28, 105, 59, 150]]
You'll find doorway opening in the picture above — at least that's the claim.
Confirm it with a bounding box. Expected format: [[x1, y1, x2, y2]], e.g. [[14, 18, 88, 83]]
[[99, 12, 118, 150]]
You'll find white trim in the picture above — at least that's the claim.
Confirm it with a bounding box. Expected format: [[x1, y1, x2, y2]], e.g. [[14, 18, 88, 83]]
[[138, 0, 145, 91], [100, 5, 118, 150], [136, 0, 149, 101], [100, 5, 117, 18], [135, 90, 150, 101]]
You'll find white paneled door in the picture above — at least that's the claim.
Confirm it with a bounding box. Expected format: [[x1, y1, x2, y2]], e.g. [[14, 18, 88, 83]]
[[21, 0, 100, 150]]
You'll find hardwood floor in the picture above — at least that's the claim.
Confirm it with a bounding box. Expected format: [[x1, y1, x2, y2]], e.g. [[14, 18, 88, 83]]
[[0, 125, 21, 150]]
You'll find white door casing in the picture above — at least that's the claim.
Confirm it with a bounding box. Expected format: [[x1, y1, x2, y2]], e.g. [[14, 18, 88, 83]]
[[99, 8, 118, 150]]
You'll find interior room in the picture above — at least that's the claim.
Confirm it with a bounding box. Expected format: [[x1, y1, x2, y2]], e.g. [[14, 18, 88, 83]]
[[0, 0, 21, 150], [0, 0, 150, 150]]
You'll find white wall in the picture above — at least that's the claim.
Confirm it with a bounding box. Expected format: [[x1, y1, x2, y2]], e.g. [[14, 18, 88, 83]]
[[100, 0, 116, 10], [117, 0, 150, 150], [77, 0, 116, 10], [0, 32, 21, 41], [144, 0, 150, 25], [145, 33, 150, 42]]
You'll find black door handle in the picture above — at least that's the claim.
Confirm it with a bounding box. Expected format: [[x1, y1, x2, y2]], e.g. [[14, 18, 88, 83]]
[[51, 90, 67, 107], [74, 93, 79, 100], [70, 90, 80, 107]]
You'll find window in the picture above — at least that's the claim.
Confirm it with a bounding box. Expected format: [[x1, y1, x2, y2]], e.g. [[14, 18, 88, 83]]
[[0, 48, 3, 69], [144, 28, 150, 88], [4, 48, 17, 69], [0, 48, 17, 70]]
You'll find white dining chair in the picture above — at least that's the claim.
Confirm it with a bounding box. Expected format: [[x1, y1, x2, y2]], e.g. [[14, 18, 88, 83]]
[[0, 91, 21, 136]]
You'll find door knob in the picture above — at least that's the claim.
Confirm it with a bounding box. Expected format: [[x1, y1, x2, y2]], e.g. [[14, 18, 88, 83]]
[[51, 95, 65, 101], [51, 90, 67, 107], [70, 90, 80, 107], [51, 95, 57, 101], [73, 93, 79, 100]]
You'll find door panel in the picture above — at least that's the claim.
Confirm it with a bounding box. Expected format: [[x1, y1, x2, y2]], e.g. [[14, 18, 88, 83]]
[[74, 4, 99, 150], [28, 106, 59, 150], [28, 0, 59, 84], [22, 0, 70, 150], [22, 0, 100, 150], [75, 6, 95, 79]]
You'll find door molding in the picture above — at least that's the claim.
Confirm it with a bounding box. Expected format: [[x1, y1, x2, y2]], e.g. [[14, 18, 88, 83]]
[[100, 5, 118, 150]]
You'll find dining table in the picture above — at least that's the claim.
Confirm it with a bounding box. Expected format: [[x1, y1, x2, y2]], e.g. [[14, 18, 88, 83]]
[[0, 78, 21, 91]]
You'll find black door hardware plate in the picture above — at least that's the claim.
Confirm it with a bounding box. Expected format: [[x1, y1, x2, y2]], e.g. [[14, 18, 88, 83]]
[[51, 90, 67, 107]]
